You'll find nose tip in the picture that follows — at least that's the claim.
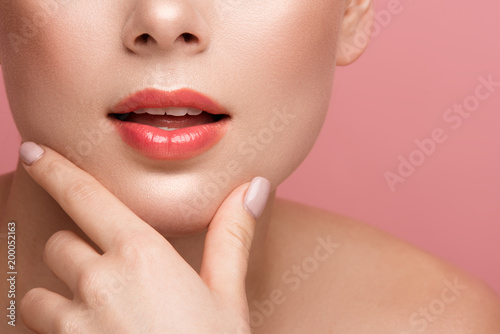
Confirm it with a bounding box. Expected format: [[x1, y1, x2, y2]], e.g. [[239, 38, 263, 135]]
[[122, 1, 210, 55]]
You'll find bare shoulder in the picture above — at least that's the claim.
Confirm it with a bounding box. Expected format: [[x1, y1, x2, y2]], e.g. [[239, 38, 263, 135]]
[[263, 198, 500, 333]]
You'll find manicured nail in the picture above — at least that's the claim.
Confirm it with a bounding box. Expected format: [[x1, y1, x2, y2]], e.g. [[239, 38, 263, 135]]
[[19, 142, 45, 166], [244, 177, 271, 219]]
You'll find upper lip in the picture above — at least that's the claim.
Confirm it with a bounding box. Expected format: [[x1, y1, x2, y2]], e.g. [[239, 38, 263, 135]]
[[110, 88, 229, 115]]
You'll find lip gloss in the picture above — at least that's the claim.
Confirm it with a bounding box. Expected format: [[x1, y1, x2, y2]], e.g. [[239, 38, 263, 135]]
[[112, 116, 230, 160], [110, 88, 230, 160]]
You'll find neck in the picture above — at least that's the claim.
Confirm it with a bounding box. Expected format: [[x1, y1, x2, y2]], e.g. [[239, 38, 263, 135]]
[[1, 161, 275, 294]]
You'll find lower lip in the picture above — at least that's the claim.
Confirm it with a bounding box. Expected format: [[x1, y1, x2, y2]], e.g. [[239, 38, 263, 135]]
[[111, 117, 230, 160]]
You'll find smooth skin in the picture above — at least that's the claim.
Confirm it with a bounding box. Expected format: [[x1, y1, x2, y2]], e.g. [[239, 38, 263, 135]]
[[18, 145, 258, 333], [1, 150, 500, 333], [1, 0, 500, 332]]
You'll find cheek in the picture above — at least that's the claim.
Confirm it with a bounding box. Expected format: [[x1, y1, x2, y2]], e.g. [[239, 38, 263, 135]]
[[214, 0, 342, 185], [0, 1, 120, 146], [216, 1, 341, 93]]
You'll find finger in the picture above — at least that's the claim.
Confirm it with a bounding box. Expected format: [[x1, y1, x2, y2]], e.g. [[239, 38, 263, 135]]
[[20, 287, 76, 334], [19, 142, 159, 252], [43, 230, 100, 292], [200, 177, 271, 304]]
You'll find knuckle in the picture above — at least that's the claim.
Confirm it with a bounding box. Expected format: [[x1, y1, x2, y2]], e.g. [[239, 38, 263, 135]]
[[76, 269, 109, 307], [44, 157, 66, 175], [64, 179, 98, 204], [116, 232, 160, 268], [52, 312, 80, 334], [43, 230, 69, 263], [40, 157, 67, 183], [224, 217, 254, 255], [19, 288, 42, 316], [20, 289, 81, 334]]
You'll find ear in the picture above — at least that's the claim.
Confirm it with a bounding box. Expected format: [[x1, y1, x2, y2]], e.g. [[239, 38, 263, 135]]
[[336, 0, 374, 66]]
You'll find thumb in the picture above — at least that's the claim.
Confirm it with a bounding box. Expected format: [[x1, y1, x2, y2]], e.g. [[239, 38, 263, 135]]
[[200, 176, 271, 304]]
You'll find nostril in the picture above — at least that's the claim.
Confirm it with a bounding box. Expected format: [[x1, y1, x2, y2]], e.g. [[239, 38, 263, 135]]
[[135, 33, 197, 46], [136, 33, 150, 45], [181, 33, 198, 44]]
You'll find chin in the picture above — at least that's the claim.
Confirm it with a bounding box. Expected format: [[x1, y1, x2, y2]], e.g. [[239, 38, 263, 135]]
[[99, 172, 229, 237], [123, 195, 219, 237]]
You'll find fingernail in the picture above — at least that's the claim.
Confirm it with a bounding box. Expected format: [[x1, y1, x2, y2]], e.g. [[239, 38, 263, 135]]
[[244, 177, 271, 219], [19, 142, 45, 166]]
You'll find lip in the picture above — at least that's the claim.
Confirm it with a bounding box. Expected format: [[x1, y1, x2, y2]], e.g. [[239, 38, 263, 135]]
[[110, 88, 230, 160]]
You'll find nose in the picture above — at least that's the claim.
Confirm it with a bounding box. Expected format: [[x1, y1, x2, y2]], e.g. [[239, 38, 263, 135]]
[[122, 0, 210, 55]]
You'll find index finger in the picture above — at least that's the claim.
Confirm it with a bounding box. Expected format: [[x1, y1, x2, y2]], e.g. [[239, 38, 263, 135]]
[[19, 142, 157, 252]]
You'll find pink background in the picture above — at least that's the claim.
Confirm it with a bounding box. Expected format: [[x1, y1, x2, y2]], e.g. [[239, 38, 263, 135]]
[[1, 1, 499, 293]]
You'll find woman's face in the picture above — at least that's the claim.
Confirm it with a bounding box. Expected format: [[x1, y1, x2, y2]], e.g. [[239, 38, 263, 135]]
[[0, 0, 349, 235]]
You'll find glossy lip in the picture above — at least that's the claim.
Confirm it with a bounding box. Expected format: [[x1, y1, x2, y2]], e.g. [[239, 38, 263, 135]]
[[110, 88, 230, 160], [111, 87, 229, 115]]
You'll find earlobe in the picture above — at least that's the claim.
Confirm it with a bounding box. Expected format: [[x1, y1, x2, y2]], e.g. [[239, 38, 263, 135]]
[[336, 0, 374, 66]]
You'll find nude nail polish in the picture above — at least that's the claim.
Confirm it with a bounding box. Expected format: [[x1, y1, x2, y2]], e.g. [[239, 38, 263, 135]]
[[244, 177, 271, 219], [19, 142, 45, 166]]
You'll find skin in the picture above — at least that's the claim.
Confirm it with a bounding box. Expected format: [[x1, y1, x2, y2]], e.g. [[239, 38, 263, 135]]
[[1, 0, 500, 333]]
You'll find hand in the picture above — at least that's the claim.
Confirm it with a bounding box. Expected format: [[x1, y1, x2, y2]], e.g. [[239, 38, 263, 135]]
[[18, 142, 271, 334]]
